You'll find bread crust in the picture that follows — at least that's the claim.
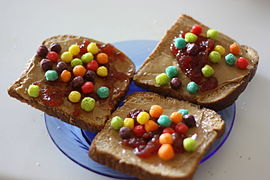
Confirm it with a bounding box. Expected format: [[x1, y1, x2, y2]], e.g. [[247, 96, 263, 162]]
[[133, 14, 259, 111], [8, 35, 135, 132], [89, 92, 225, 180]]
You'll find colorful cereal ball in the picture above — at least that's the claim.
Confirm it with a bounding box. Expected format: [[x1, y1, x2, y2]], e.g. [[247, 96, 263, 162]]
[[96, 53, 109, 64], [183, 138, 197, 152], [165, 66, 179, 78], [236, 57, 249, 69], [178, 109, 189, 116], [155, 73, 169, 86], [149, 105, 163, 118], [111, 116, 124, 130], [60, 70, 71, 82], [87, 60, 99, 71], [27, 84, 40, 98], [157, 115, 172, 127], [68, 91, 81, 103], [175, 123, 189, 135], [45, 70, 58, 81], [174, 37, 186, 49], [71, 58, 83, 68], [97, 86, 109, 99], [158, 144, 175, 161], [73, 65, 86, 77], [225, 53, 236, 66], [124, 118, 135, 129], [214, 45, 225, 55], [159, 133, 173, 144], [201, 65, 215, 78], [87, 42, 100, 54], [144, 120, 159, 132], [230, 43, 240, 55], [191, 25, 202, 35], [81, 97, 95, 112], [137, 112, 150, 125], [69, 44, 80, 55], [81, 82, 94, 94], [207, 29, 219, 40], [61, 51, 73, 63], [185, 32, 198, 43], [186, 81, 199, 94], [46, 51, 59, 62], [96, 66, 108, 77], [133, 125, 146, 137], [170, 112, 183, 123], [209, 51, 221, 63], [81, 52, 94, 63]]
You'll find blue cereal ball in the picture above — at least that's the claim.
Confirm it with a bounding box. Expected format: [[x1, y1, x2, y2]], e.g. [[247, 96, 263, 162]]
[[45, 70, 58, 81], [97, 86, 109, 99], [186, 81, 199, 94], [225, 53, 236, 65], [174, 37, 186, 49], [157, 115, 172, 127], [178, 109, 189, 116], [165, 66, 179, 78]]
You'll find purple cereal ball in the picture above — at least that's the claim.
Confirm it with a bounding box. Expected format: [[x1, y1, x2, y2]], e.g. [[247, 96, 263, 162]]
[[170, 77, 182, 90], [71, 76, 84, 89], [37, 45, 48, 58], [40, 59, 53, 71], [84, 70, 96, 83], [119, 127, 134, 139], [183, 114, 196, 128], [56, 61, 68, 73], [50, 43, 62, 54]]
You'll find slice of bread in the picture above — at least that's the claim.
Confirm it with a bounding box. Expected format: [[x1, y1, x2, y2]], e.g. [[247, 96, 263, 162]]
[[89, 92, 225, 180], [133, 14, 259, 111], [8, 35, 135, 132]]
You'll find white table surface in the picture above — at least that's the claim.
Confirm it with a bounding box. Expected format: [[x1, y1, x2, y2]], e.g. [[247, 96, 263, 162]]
[[1, 0, 270, 179]]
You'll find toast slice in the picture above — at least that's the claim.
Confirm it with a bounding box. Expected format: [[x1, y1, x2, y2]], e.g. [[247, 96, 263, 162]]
[[89, 92, 225, 180], [8, 35, 135, 132], [133, 14, 259, 111]]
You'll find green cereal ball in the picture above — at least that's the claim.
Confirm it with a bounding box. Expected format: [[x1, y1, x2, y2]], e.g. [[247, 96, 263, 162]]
[[209, 51, 221, 63], [201, 65, 215, 78], [155, 73, 169, 86], [165, 66, 179, 78], [111, 116, 124, 130], [174, 37, 186, 49], [27, 84, 40, 98], [178, 109, 189, 116], [186, 81, 199, 94], [97, 86, 109, 99], [45, 70, 58, 81], [225, 53, 236, 66], [183, 137, 197, 152], [71, 58, 83, 68], [214, 45, 225, 55], [207, 29, 219, 40], [81, 52, 94, 63], [185, 32, 198, 43], [81, 97, 95, 112]]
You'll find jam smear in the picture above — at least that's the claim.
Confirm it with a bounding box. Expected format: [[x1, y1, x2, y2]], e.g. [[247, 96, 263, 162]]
[[40, 86, 64, 107], [99, 44, 126, 61], [170, 31, 218, 91]]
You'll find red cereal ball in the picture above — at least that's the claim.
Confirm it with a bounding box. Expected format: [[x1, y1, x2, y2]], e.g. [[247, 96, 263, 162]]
[[163, 128, 175, 134], [191, 25, 202, 35], [175, 123, 189, 135], [46, 51, 59, 62], [86, 60, 99, 71], [81, 82, 94, 94], [133, 125, 146, 137], [236, 57, 249, 69]]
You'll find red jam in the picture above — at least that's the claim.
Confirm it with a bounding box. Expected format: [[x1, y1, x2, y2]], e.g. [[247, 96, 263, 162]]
[[170, 31, 218, 92], [40, 86, 64, 107]]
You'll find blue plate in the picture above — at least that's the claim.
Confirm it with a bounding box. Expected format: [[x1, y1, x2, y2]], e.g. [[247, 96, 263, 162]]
[[45, 40, 236, 179]]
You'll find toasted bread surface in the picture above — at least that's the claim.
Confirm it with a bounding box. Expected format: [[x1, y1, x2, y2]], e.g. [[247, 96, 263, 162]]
[[133, 14, 259, 111], [8, 35, 135, 132], [89, 92, 225, 180]]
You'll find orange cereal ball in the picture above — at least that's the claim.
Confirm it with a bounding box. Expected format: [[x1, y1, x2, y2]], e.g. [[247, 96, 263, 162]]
[[96, 53, 109, 64], [170, 112, 183, 123], [230, 42, 240, 55], [73, 65, 86, 77], [144, 120, 159, 132], [60, 70, 71, 82], [158, 144, 175, 161], [159, 133, 173, 144], [149, 105, 163, 118]]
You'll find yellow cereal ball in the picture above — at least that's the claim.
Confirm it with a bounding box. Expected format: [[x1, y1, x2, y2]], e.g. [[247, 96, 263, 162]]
[[137, 112, 150, 125], [124, 118, 135, 129], [68, 91, 81, 103], [87, 42, 100, 54], [96, 66, 108, 77], [68, 44, 80, 55], [61, 51, 73, 63], [214, 45, 225, 55]]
